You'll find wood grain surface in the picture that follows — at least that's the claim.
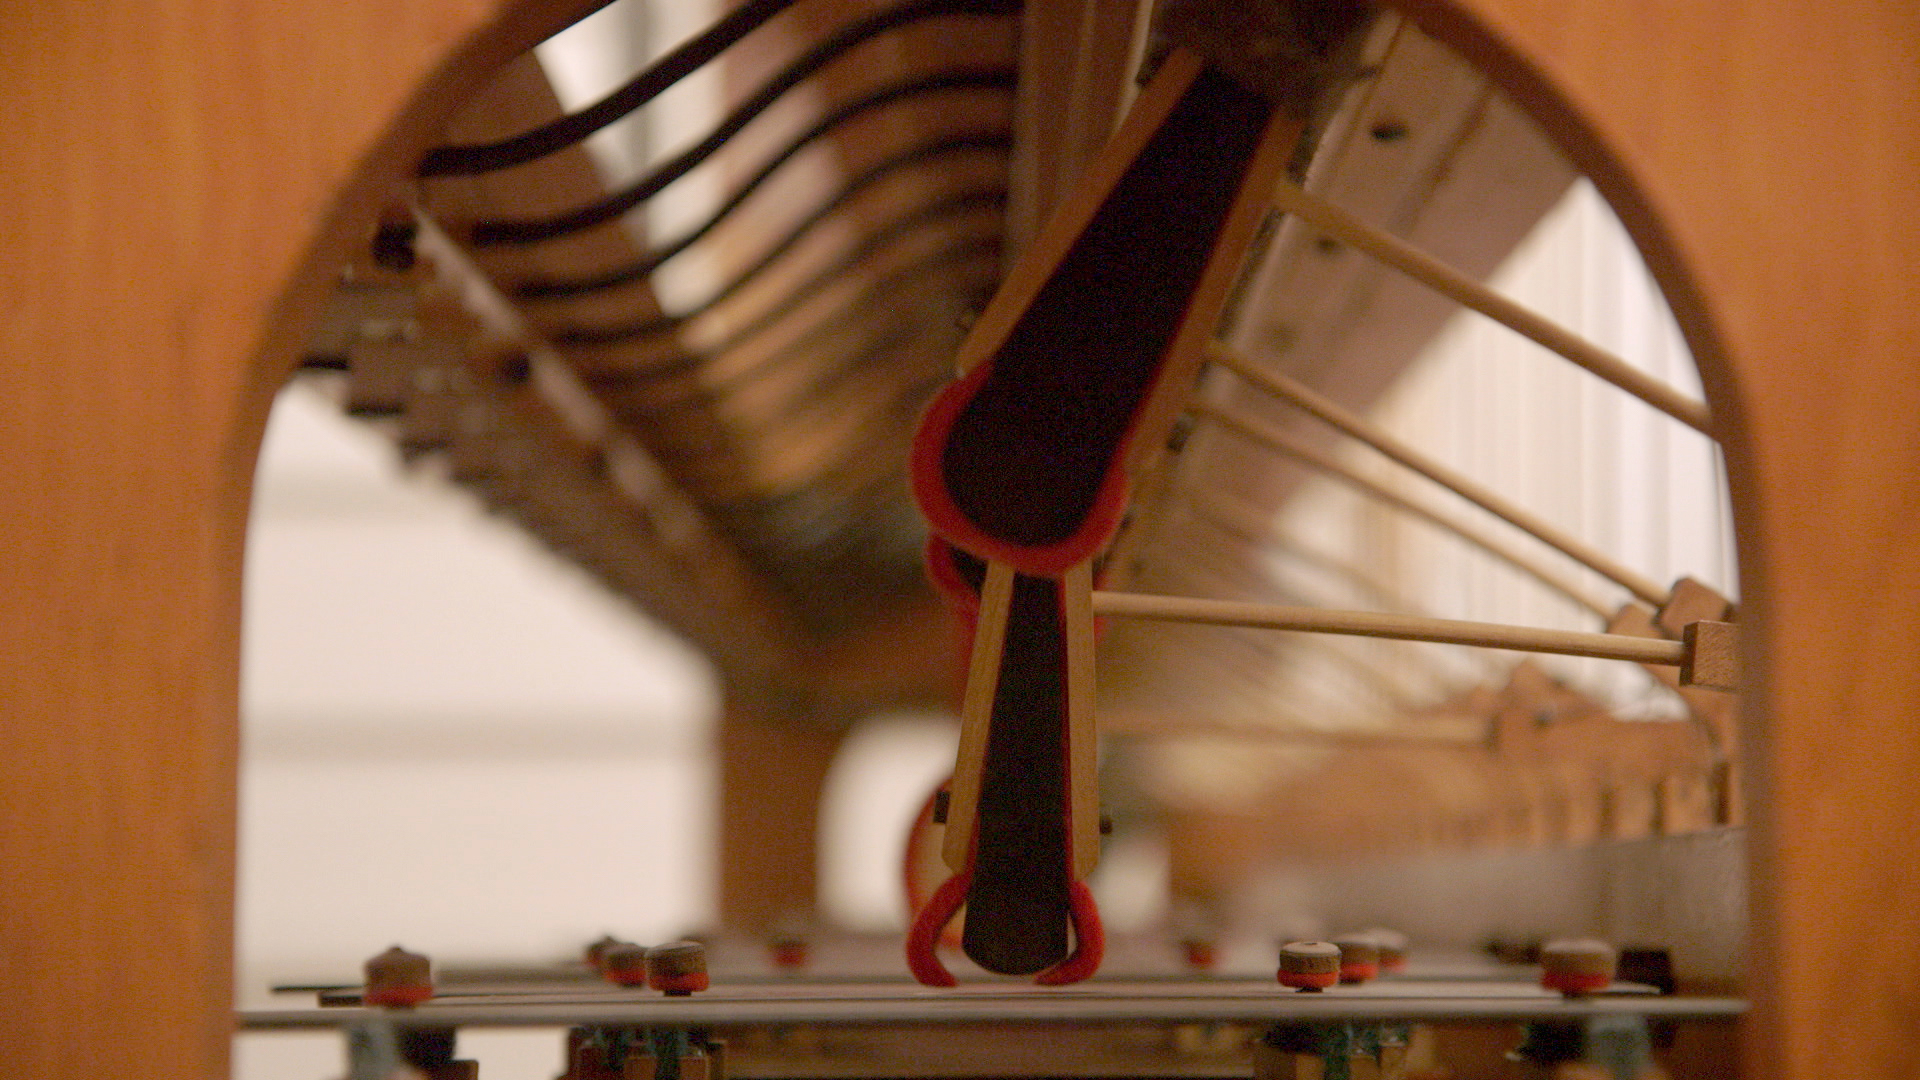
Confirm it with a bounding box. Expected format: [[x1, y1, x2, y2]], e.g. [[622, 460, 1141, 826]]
[[0, 1, 600, 1077], [1408, 1, 1920, 1075]]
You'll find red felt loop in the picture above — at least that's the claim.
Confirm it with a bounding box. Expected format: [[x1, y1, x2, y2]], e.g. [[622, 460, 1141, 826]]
[[1033, 880, 1105, 986], [905, 867, 972, 987], [925, 536, 982, 623], [909, 370, 1133, 577]]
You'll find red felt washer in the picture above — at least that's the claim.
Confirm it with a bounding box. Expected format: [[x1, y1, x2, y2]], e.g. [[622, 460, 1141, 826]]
[[363, 984, 433, 1008], [1277, 970, 1339, 990], [1183, 940, 1218, 971], [1339, 960, 1380, 984], [1542, 970, 1613, 996], [652, 970, 709, 995]]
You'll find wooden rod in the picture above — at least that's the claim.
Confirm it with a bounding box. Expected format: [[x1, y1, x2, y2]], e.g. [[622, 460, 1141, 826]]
[[1062, 560, 1100, 879], [1101, 717, 1486, 748], [1091, 590, 1688, 666], [1266, 179, 1714, 435], [1209, 342, 1670, 607], [943, 559, 1016, 870], [1195, 402, 1615, 618], [1176, 500, 1483, 699]]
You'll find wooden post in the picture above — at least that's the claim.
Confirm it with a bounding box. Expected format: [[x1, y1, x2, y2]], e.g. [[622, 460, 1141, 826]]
[[717, 689, 848, 934]]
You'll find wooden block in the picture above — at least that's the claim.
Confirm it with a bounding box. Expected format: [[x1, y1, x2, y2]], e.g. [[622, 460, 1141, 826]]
[[345, 338, 420, 417], [1252, 1039, 1319, 1080], [1656, 576, 1733, 639], [1680, 620, 1740, 691]]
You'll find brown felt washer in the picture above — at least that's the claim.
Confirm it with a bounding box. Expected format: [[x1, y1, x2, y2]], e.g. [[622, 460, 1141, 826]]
[[1539, 937, 1617, 996], [601, 941, 650, 988], [584, 934, 624, 972], [1333, 934, 1381, 984], [1277, 940, 1341, 991], [647, 940, 710, 995], [1364, 928, 1410, 973], [363, 945, 433, 1008]]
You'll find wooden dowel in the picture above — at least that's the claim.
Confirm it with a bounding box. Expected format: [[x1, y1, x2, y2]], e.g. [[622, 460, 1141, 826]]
[[1209, 343, 1670, 607], [1091, 590, 1688, 666], [1098, 703, 1482, 745], [943, 559, 1015, 870], [1195, 402, 1615, 618], [1183, 495, 1507, 685], [1101, 717, 1485, 748], [1061, 560, 1100, 878], [1265, 179, 1714, 435]]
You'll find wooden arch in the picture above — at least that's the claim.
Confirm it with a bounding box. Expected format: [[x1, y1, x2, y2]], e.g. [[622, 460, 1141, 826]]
[[1, 1, 1914, 1078]]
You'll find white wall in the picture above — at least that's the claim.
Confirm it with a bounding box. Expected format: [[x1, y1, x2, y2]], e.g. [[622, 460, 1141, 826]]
[[237, 382, 719, 1077], [1271, 180, 1736, 714]]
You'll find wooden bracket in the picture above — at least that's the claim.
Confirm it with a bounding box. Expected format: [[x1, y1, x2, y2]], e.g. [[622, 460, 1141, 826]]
[[1681, 620, 1740, 691]]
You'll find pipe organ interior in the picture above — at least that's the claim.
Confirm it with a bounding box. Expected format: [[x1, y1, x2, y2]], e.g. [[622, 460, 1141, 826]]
[[4, 0, 1918, 1078]]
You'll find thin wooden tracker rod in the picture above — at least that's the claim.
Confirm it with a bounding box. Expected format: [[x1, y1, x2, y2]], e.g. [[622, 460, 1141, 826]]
[[1266, 179, 1713, 435], [1209, 342, 1670, 607], [1090, 590, 1688, 666], [1195, 402, 1614, 618]]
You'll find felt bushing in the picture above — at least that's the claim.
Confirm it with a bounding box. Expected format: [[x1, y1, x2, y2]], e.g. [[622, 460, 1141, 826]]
[[1277, 940, 1341, 990], [364, 945, 433, 1008], [1540, 938, 1618, 997], [1333, 935, 1381, 984], [601, 942, 651, 988], [647, 940, 710, 995]]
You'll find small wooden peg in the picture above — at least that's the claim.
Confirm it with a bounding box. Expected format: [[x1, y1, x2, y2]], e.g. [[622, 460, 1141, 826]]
[[1656, 577, 1733, 639], [1681, 620, 1740, 691], [1277, 940, 1342, 990]]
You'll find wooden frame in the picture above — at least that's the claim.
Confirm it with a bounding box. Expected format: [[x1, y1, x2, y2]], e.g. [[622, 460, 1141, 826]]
[[1, 1, 1915, 1077]]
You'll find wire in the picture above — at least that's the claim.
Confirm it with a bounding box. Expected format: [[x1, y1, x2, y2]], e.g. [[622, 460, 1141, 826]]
[[470, 66, 1016, 246], [420, 0, 1016, 177], [516, 131, 1009, 300], [561, 186, 1004, 353], [632, 237, 1002, 413], [420, 0, 805, 176]]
